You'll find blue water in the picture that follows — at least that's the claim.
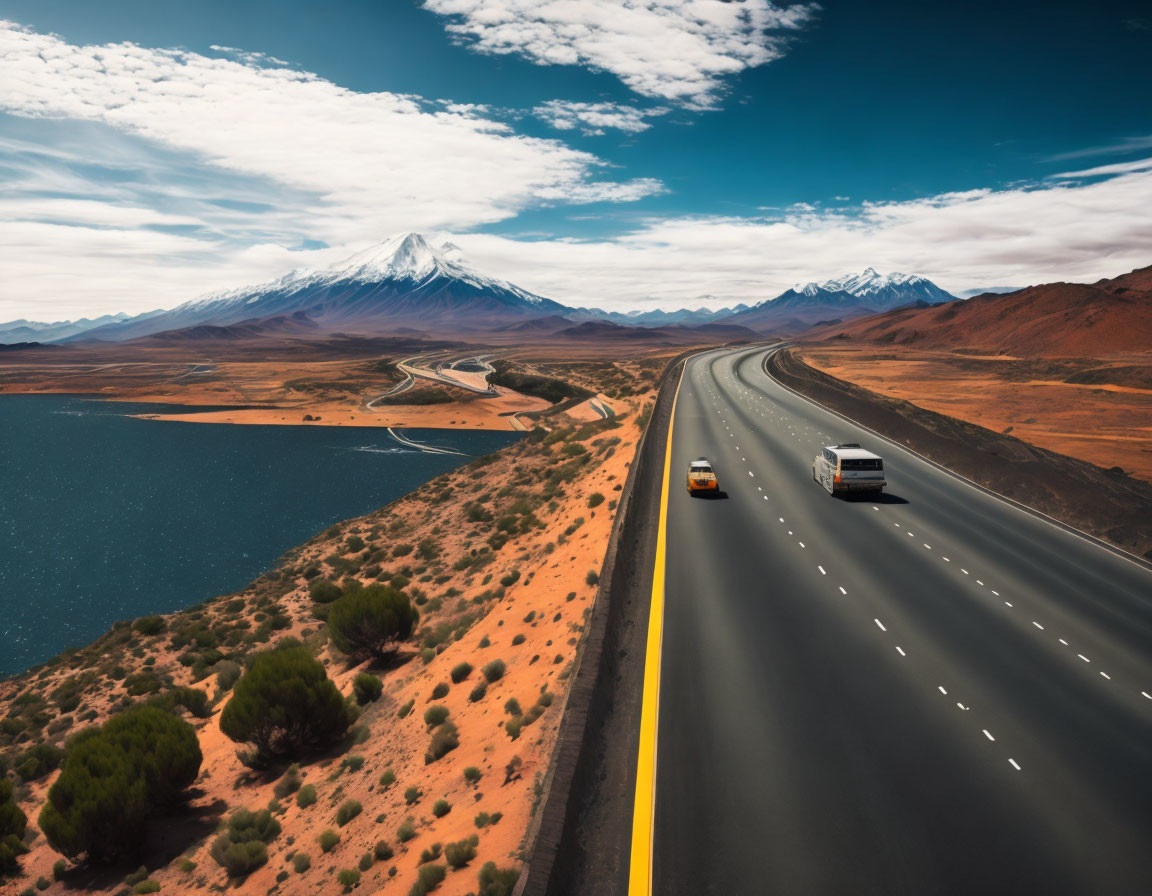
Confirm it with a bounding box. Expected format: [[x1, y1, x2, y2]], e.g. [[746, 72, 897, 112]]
[[0, 395, 520, 677]]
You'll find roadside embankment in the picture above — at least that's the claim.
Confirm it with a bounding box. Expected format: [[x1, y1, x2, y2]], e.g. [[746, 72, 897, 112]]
[[768, 348, 1152, 561]]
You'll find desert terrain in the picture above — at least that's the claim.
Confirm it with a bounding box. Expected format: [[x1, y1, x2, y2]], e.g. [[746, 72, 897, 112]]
[[0, 354, 661, 896]]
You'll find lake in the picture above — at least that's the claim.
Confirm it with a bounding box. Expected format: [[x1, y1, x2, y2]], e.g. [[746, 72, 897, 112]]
[[0, 395, 520, 677]]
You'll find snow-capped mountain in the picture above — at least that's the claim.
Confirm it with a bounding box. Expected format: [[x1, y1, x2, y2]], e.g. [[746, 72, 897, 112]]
[[568, 303, 752, 328], [68, 233, 568, 342], [792, 268, 956, 310], [723, 269, 956, 335]]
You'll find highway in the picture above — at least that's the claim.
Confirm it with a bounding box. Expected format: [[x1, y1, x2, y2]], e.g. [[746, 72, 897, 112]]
[[634, 345, 1152, 895]]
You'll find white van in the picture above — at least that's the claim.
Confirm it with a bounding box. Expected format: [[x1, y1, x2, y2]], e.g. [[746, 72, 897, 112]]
[[812, 444, 886, 497]]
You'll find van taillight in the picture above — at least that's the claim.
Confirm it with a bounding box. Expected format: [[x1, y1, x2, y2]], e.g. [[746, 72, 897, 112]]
[[834, 474, 842, 483]]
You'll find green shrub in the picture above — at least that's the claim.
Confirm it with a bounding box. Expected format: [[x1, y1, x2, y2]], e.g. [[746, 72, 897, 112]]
[[374, 841, 393, 861], [273, 765, 301, 799], [431, 799, 450, 818], [125, 865, 149, 885], [133, 616, 167, 636], [419, 842, 442, 863], [52, 858, 66, 880], [153, 686, 210, 718], [478, 862, 520, 896], [293, 852, 311, 873], [450, 662, 472, 684], [468, 681, 487, 702], [39, 705, 202, 863], [378, 769, 396, 788], [296, 784, 317, 809], [337, 868, 361, 890], [220, 645, 354, 765], [397, 820, 416, 842], [309, 580, 343, 603], [345, 535, 365, 553], [404, 785, 420, 805], [588, 492, 605, 508], [214, 661, 242, 692], [445, 835, 478, 869], [423, 705, 449, 728], [586, 570, 599, 586], [397, 698, 415, 719], [0, 778, 28, 877], [511, 633, 525, 646], [409, 863, 446, 896], [481, 660, 506, 683], [430, 682, 449, 700], [463, 766, 481, 784], [178, 858, 196, 873], [503, 698, 521, 716], [353, 673, 383, 704], [341, 754, 365, 773], [319, 829, 340, 853], [359, 852, 373, 871], [133, 880, 160, 894], [327, 585, 418, 662], [425, 723, 459, 763], [336, 800, 362, 826], [15, 743, 63, 782], [210, 808, 280, 878]]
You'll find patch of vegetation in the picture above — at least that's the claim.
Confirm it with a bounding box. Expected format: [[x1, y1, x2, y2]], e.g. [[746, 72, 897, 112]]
[[274, 764, 301, 799], [431, 798, 451, 818], [397, 819, 416, 843], [220, 643, 354, 766], [327, 584, 419, 663], [309, 580, 343, 603], [469, 681, 488, 702], [336, 799, 362, 826], [210, 808, 281, 878], [39, 705, 202, 863], [430, 681, 449, 700], [0, 778, 28, 877], [293, 852, 311, 873], [409, 863, 447, 896], [477, 862, 520, 896], [425, 722, 459, 764], [337, 867, 361, 891], [378, 769, 396, 788], [296, 784, 318, 809], [132, 615, 167, 636], [423, 705, 449, 728], [450, 661, 473, 683], [445, 835, 478, 869], [353, 673, 383, 704], [463, 766, 481, 785], [319, 829, 340, 853], [14, 743, 63, 782], [481, 659, 506, 683]]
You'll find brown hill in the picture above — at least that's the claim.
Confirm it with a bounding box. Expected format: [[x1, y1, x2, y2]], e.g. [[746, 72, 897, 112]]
[[812, 265, 1152, 356]]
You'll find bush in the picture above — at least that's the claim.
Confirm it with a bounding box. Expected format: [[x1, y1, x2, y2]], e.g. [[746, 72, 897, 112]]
[[133, 881, 160, 894], [588, 492, 605, 508], [445, 835, 478, 869], [404, 786, 420, 805], [504, 698, 521, 716], [220, 645, 354, 765], [379, 769, 395, 788], [353, 673, 383, 705], [481, 660, 506, 683], [214, 661, 243, 692], [133, 616, 167, 636], [410, 863, 446, 896], [505, 717, 523, 740], [327, 585, 419, 663], [15, 743, 63, 782], [430, 681, 449, 700], [39, 705, 202, 863], [468, 681, 487, 702], [319, 829, 340, 853], [463, 766, 481, 784], [210, 808, 280, 878], [153, 686, 210, 718], [450, 662, 472, 684], [478, 862, 520, 896], [374, 841, 393, 861], [423, 705, 449, 728], [336, 800, 362, 826], [431, 799, 450, 818], [425, 723, 459, 763], [419, 842, 442, 863], [273, 765, 301, 799], [511, 633, 525, 646], [337, 868, 361, 890], [293, 852, 311, 872], [359, 852, 373, 871], [309, 580, 343, 604], [397, 820, 416, 843], [296, 784, 317, 809], [586, 570, 599, 586], [0, 778, 28, 877]]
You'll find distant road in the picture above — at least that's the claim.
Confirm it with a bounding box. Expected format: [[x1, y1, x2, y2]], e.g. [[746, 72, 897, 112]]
[[633, 345, 1152, 895]]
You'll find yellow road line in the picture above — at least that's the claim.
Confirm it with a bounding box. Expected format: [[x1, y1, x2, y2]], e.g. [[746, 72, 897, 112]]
[[628, 363, 685, 896]]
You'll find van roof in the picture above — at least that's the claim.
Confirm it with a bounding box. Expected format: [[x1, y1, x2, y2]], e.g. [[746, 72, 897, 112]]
[[690, 459, 711, 467], [825, 445, 882, 460]]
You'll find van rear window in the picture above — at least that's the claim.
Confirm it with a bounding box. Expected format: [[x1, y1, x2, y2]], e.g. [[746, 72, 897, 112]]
[[841, 459, 882, 470]]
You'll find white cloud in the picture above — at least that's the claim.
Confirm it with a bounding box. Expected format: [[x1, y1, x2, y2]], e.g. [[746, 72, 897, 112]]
[[533, 100, 666, 135], [1044, 135, 1152, 162], [0, 19, 664, 318], [446, 167, 1152, 311], [422, 0, 818, 108], [1050, 156, 1152, 179]]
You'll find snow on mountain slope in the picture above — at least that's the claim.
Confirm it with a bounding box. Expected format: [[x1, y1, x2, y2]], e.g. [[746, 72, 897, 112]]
[[792, 268, 956, 309]]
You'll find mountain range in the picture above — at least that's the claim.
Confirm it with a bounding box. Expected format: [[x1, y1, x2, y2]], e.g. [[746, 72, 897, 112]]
[[0, 233, 959, 344], [810, 266, 1152, 356]]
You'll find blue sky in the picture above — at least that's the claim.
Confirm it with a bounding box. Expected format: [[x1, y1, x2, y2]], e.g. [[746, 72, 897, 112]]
[[1, 0, 1151, 317]]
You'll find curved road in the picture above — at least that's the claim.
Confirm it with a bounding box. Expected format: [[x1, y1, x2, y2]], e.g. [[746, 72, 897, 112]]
[[638, 345, 1152, 895]]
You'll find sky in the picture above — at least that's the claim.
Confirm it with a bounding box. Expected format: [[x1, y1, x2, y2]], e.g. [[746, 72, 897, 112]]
[[1, 0, 1151, 319]]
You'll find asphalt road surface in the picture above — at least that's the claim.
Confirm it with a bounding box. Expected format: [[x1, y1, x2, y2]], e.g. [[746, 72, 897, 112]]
[[646, 345, 1152, 895]]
